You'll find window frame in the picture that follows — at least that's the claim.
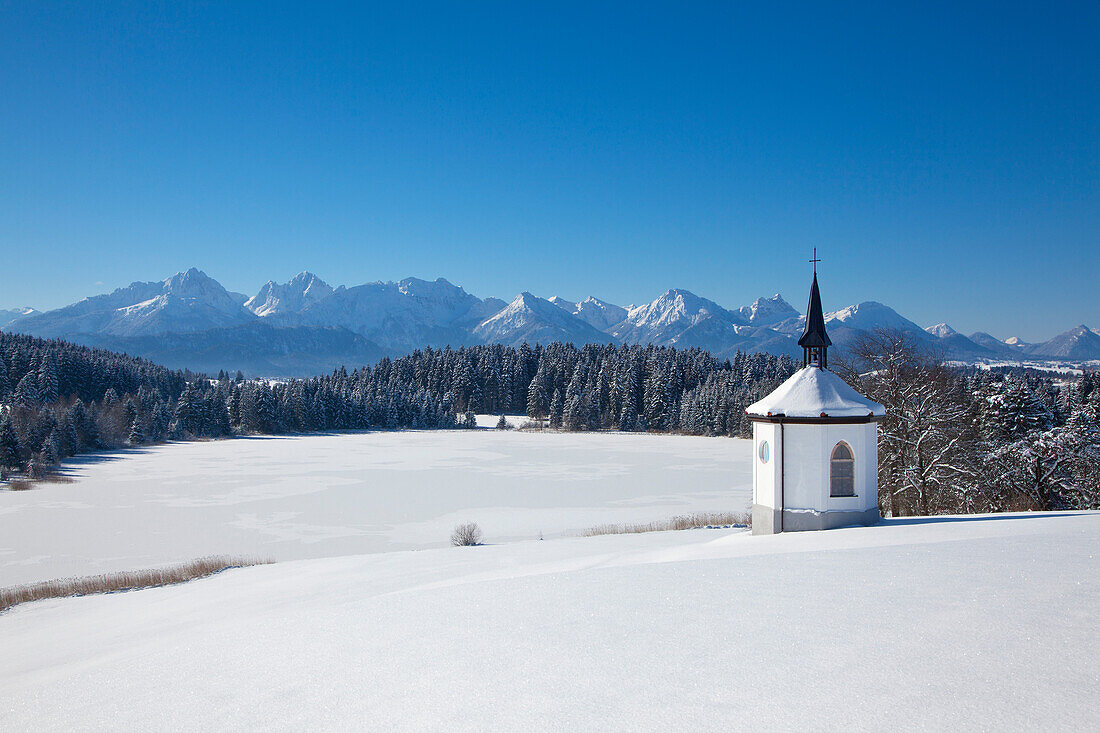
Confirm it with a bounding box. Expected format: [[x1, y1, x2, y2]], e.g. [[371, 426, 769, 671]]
[[829, 441, 855, 497]]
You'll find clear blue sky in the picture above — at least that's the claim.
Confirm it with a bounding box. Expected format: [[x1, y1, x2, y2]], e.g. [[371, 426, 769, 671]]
[[1, 1, 1097, 340]]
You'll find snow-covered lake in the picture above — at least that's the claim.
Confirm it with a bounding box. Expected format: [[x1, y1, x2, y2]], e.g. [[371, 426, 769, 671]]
[[0, 428, 752, 585]]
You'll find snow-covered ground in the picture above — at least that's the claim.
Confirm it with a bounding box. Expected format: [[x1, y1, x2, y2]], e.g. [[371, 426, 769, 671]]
[[2, 512, 1097, 730], [0, 428, 751, 585]]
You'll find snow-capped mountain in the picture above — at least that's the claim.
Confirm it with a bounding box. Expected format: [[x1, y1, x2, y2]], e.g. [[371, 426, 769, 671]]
[[549, 296, 628, 331], [7, 268, 253, 338], [921, 323, 1004, 360], [0, 307, 38, 329], [1026, 325, 1100, 360], [925, 323, 958, 339], [736, 294, 799, 326], [286, 277, 504, 352], [825, 301, 928, 336], [246, 272, 334, 317], [773, 301, 925, 340], [612, 289, 749, 351], [5, 268, 1096, 375], [474, 292, 613, 347]]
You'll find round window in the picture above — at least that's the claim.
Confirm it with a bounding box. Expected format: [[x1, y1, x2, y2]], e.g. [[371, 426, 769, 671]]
[[759, 440, 770, 464]]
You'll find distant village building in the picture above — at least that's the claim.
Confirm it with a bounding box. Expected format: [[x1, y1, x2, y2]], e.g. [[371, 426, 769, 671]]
[[746, 264, 885, 534]]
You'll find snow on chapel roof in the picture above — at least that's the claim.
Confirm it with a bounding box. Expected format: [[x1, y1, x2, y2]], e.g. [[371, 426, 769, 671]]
[[746, 366, 885, 418]]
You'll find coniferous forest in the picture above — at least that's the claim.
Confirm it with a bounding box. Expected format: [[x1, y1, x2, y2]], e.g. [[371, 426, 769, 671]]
[[1, 330, 1097, 514], [0, 333, 792, 481]]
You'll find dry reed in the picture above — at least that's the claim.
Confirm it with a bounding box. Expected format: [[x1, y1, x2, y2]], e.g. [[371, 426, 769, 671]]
[[0, 555, 272, 613], [583, 511, 751, 537]]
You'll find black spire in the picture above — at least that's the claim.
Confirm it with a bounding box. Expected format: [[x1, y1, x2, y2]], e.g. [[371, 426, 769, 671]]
[[798, 263, 831, 369]]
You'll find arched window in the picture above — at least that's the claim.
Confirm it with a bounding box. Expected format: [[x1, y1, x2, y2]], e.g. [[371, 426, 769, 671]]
[[830, 442, 855, 497]]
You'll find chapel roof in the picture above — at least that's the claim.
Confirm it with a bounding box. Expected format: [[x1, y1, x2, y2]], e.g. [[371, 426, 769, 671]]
[[746, 365, 885, 419]]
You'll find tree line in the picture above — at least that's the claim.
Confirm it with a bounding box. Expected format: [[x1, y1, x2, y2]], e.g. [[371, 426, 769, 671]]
[[0, 333, 794, 481], [4, 329, 1095, 515]]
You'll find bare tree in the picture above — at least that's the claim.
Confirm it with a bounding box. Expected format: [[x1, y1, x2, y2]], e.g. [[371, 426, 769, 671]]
[[450, 522, 483, 547], [837, 329, 977, 516]]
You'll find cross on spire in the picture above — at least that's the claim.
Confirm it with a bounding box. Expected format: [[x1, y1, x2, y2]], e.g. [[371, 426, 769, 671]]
[[798, 251, 831, 369]]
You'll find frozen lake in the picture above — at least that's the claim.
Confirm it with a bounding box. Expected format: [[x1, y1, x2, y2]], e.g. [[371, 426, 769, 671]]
[[0, 428, 752, 585]]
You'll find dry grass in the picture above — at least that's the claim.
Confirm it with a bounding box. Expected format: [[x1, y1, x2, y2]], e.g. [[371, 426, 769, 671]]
[[3, 474, 73, 491], [0, 555, 273, 614], [582, 511, 751, 537]]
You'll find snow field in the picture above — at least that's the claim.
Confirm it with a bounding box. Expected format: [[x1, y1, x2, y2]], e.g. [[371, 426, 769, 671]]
[[0, 429, 752, 585], [1, 512, 1097, 730]]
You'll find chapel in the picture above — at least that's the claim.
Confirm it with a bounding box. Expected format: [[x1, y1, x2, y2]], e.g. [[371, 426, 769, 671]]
[[745, 262, 885, 534]]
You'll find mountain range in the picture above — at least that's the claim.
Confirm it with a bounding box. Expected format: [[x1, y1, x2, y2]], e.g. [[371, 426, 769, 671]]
[[3, 268, 1097, 376]]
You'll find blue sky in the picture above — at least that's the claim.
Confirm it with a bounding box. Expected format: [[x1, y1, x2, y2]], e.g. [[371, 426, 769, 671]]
[[1, 1, 1097, 340]]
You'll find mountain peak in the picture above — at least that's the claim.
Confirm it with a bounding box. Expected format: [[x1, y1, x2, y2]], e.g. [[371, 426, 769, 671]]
[[395, 277, 472, 302], [165, 267, 214, 288], [247, 273, 334, 317], [474, 292, 610, 347], [549, 295, 626, 331], [925, 323, 959, 338], [825, 301, 925, 336], [738, 293, 798, 326], [660, 288, 699, 301], [10, 270, 1097, 366], [0, 306, 39, 330], [613, 288, 745, 350], [1025, 324, 1100, 359]]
